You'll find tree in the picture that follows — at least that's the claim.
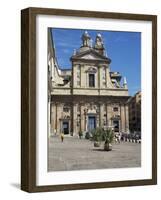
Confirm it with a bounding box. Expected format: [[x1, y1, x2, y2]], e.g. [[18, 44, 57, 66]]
[[91, 127, 114, 151]]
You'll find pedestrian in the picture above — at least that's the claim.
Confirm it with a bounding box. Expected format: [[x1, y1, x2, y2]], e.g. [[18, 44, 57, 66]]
[[54, 129, 57, 136], [118, 133, 121, 143], [60, 132, 64, 142]]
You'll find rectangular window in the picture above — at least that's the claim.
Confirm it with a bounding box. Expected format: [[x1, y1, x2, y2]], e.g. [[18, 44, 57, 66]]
[[89, 74, 95, 87]]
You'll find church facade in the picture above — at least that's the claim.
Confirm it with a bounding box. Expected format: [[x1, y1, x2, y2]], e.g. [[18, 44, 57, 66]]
[[48, 29, 130, 136]]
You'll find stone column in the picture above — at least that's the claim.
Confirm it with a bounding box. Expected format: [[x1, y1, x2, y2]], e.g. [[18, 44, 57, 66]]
[[104, 66, 107, 88], [99, 103, 104, 127], [119, 119, 121, 132], [55, 103, 58, 133], [73, 64, 77, 88], [106, 104, 108, 127], [120, 104, 125, 132], [80, 65, 84, 87], [106, 103, 112, 127], [80, 104, 85, 132], [99, 66, 103, 89], [48, 101, 51, 138], [86, 71, 88, 88], [125, 104, 129, 133], [97, 66, 100, 92], [72, 103, 77, 135], [85, 114, 88, 132], [50, 103, 56, 135], [106, 67, 108, 88], [56, 103, 61, 135]]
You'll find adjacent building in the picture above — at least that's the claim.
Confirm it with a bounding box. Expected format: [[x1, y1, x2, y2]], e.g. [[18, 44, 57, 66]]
[[48, 29, 130, 136], [128, 91, 141, 133]]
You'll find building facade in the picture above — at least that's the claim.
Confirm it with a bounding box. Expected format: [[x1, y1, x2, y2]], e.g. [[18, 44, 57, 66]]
[[48, 29, 130, 136], [128, 91, 141, 133]]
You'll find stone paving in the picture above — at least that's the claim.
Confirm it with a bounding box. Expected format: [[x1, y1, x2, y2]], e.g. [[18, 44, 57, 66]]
[[48, 136, 141, 172]]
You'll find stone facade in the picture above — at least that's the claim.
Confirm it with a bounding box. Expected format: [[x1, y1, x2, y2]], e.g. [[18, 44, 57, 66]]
[[128, 91, 141, 133], [48, 29, 130, 136]]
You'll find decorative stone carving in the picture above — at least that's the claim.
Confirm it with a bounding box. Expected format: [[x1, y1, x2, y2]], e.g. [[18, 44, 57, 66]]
[[86, 67, 97, 73], [81, 31, 91, 47], [94, 33, 105, 55]]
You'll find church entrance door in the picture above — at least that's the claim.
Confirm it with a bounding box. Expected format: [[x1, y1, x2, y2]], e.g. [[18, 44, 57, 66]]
[[113, 120, 119, 132], [88, 116, 96, 131], [62, 121, 69, 135]]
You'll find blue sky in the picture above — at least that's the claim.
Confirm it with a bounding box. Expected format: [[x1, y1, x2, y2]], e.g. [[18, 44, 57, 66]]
[[51, 28, 141, 96]]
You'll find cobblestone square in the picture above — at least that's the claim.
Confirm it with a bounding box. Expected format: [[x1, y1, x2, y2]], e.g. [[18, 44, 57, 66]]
[[48, 136, 141, 171]]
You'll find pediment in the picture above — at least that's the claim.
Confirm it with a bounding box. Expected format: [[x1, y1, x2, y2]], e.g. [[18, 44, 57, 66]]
[[80, 53, 103, 60], [71, 49, 109, 62]]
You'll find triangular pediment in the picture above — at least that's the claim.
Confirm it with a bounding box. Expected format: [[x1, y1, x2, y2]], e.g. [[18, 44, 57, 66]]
[[71, 49, 110, 62], [81, 53, 102, 60], [80, 52, 103, 60]]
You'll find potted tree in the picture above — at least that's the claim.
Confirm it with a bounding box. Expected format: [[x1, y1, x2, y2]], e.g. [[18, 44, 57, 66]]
[[102, 128, 115, 151], [91, 127, 103, 147]]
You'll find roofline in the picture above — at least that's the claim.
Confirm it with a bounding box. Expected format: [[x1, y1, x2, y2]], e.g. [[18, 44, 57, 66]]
[[70, 48, 111, 64], [60, 68, 72, 71]]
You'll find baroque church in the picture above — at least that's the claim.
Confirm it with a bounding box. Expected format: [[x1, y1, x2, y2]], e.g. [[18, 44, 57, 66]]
[[48, 29, 130, 136]]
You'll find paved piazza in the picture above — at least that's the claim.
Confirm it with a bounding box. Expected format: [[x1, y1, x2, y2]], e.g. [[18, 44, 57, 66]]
[[48, 136, 141, 172]]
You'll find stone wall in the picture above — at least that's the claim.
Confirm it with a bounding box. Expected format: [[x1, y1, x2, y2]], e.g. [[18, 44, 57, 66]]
[[50, 96, 129, 136]]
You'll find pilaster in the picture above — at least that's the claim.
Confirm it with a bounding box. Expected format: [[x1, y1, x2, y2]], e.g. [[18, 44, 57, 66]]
[[125, 104, 129, 133], [56, 103, 61, 134], [73, 64, 77, 88], [120, 104, 126, 132], [99, 66, 102, 88], [99, 103, 104, 127], [73, 103, 77, 135], [80, 104, 85, 132], [106, 103, 112, 127], [50, 103, 56, 134]]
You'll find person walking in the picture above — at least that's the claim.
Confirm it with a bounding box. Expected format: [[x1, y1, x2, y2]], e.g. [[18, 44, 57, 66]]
[[60, 132, 64, 142]]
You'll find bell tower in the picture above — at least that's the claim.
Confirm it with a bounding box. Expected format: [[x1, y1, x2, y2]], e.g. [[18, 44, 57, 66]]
[[94, 33, 105, 56], [81, 31, 91, 47]]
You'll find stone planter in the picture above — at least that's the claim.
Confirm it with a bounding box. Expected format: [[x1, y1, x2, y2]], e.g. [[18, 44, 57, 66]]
[[104, 143, 112, 151], [94, 141, 101, 147]]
